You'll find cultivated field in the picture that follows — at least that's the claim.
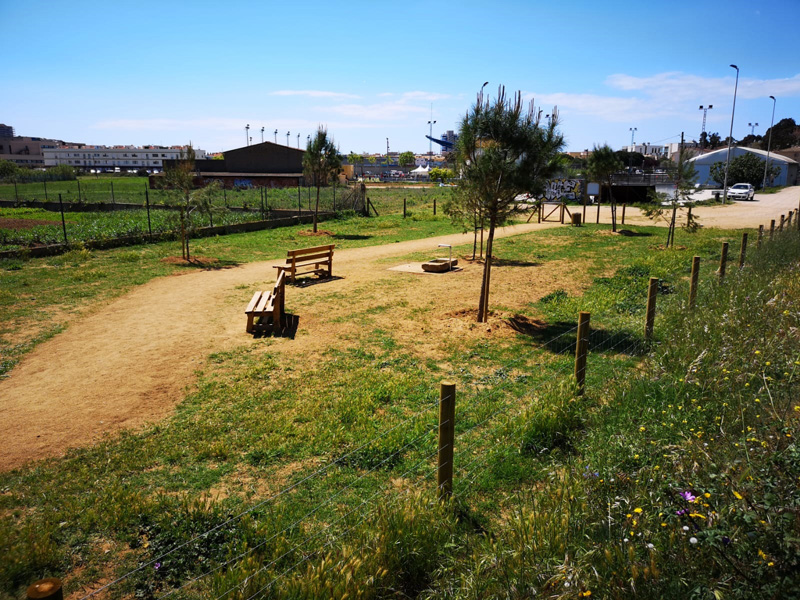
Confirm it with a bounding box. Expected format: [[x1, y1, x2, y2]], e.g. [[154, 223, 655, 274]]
[[1, 188, 799, 599]]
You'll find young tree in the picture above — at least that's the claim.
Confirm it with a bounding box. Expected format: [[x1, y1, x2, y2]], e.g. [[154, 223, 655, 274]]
[[642, 147, 699, 247], [709, 153, 779, 188], [162, 145, 197, 260], [347, 151, 361, 179], [398, 151, 415, 167], [586, 144, 624, 232], [303, 127, 342, 233], [456, 86, 565, 323]]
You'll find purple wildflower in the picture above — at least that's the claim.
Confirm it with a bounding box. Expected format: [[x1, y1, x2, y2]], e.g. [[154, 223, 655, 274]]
[[681, 491, 696, 503], [154, 562, 161, 571]]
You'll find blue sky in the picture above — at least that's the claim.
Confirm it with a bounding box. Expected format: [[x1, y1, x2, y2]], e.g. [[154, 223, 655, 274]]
[[3, 0, 798, 155]]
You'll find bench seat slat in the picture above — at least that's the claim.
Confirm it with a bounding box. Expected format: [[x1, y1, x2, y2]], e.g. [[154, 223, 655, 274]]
[[254, 292, 272, 313], [245, 291, 263, 314]]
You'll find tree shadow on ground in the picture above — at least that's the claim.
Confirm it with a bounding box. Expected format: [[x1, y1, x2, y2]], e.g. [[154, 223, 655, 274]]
[[616, 229, 653, 237], [332, 234, 372, 240], [507, 315, 647, 356], [252, 313, 299, 339], [491, 258, 542, 268], [290, 275, 344, 288], [167, 256, 240, 270]]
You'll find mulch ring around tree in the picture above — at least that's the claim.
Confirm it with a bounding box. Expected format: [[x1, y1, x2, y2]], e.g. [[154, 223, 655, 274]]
[[160, 256, 220, 267], [298, 230, 335, 236], [0, 217, 64, 230]]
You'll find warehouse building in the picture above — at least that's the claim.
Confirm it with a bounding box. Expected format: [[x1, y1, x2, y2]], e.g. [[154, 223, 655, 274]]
[[688, 146, 798, 187]]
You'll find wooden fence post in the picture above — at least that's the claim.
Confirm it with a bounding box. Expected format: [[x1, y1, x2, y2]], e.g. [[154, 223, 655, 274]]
[[738, 232, 748, 269], [757, 224, 764, 248], [596, 198, 601, 224], [689, 256, 700, 308], [645, 277, 658, 341], [403, 198, 407, 218], [718, 242, 729, 281], [769, 219, 775, 240], [26, 578, 62, 599], [560, 202, 565, 224], [433, 197, 436, 216], [621, 203, 626, 225], [788, 210, 793, 228], [58, 193, 68, 245], [574, 312, 591, 395], [779, 214, 785, 231], [437, 381, 456, 501]]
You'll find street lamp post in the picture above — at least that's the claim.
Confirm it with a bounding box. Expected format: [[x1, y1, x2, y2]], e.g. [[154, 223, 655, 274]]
[[274, 129, 278, 143], [427, 118, 436, 162], [286, 131, 290, 146], [722, 64, 739, 203], [748, 122, 759, 136], [763, 95, 777, 189], [261, 127, 264, 143], [629, 127, 637, 172], [297, 133, 300, 148], [245, 124, 250, 146]]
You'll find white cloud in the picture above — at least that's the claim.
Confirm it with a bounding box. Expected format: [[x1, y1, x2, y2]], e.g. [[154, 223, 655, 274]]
[[606, 72, 800, 101], [270, 90, 361, 99]]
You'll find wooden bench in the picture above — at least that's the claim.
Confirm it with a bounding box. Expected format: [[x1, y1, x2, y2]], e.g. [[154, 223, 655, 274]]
[[273, 244, 335, 283], [245, 270, 286, 334]]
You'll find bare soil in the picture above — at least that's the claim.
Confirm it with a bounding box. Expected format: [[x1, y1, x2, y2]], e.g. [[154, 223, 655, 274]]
[[0, 217, 64, 230], [1, 187, 797, 471]]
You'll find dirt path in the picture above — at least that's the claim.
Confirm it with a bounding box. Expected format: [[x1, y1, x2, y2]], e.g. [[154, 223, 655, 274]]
[[1, 187, 796, 472], [0, 221, 561, 471]]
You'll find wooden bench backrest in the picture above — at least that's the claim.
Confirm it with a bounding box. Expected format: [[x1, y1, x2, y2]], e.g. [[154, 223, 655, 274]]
[[286, 244, 335, 260]]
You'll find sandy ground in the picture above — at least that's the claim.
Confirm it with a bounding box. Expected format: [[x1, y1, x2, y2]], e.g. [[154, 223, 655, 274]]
[[1, 186, 797, 471]]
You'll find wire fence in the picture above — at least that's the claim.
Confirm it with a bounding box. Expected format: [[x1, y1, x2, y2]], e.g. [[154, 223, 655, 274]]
[[65, 206, 799, 600]]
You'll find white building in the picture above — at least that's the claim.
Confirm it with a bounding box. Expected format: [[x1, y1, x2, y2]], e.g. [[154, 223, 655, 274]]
[[43, 145, 207, 172], [688, 146, 798, 187]]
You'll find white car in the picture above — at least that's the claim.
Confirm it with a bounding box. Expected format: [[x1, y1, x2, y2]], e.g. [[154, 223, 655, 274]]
[[727, 183, 755, 201]]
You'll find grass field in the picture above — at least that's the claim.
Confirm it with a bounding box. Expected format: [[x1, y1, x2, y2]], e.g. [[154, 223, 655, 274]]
[[1, 218, 798, 599]]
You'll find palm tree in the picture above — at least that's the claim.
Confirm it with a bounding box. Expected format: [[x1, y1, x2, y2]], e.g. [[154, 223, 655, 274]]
[[586, 144, 624, 232], [303, 127, 342, 233], [456, 86, 565, 322]]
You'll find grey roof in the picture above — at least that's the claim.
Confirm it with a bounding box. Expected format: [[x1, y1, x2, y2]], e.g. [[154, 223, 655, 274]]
[[689, 146, 798, 164]]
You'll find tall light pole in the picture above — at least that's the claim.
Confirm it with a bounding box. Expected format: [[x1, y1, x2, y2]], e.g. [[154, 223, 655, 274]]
[[297, 133, 300, 148], [427, 118, 436, 160], [274, 129, 278, 143], [699, 105, 713, 149], [629, 127, 637, 172], [763, 95, 776, 189], [286, 131, 290, 146], [722, 64, 739, 203], [245, 124, 250, 146], [748, 122, 759, 136], [306, 134, 311, 147], [261, 127, 264, 143]]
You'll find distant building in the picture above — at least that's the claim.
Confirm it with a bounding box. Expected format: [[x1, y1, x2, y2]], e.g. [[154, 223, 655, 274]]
[[155, 141, 304, 189], [0, 124, 14, 138], [1, 136, 71, 168], [622, 143, 672, 158], [688, 146, 798, 187], [44, 145, 206, 172], [440, 130, 458, 153]]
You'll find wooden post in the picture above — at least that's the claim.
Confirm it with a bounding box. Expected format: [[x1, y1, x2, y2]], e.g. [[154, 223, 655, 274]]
[[58, 193, 68, 245], [718, 242, 729, 281], [738, 232, 748, 269], [433, 197, 436, 215], [779, 214, 785, 231], [769, 219, 775, 240], [788, 210, 793, 228], [596, 198, 601, 224], [560, 202, 565, 224], [437, 381, 456, 501], [26, 578, 62, 600], [145, 188, 152, 236], [537, 202, 542, 223], [403, 198, 407, 218], [757, 224, 764, 248], [622, 203, 626, 225], [645, 277, 658, 341], [689, 256, 700, 308], [574, 312, 590, 395]]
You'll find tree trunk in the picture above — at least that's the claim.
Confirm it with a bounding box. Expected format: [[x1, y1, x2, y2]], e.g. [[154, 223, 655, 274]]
[[179, 207, 187, 260], [608, 179, 617, 233], [477, 218, 496, 323], [472, 226, 478, 260], [313, 184, 320, 233]]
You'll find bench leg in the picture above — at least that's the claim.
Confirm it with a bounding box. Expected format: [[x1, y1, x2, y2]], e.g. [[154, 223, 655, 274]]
[[246, 314, 254, 334]]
